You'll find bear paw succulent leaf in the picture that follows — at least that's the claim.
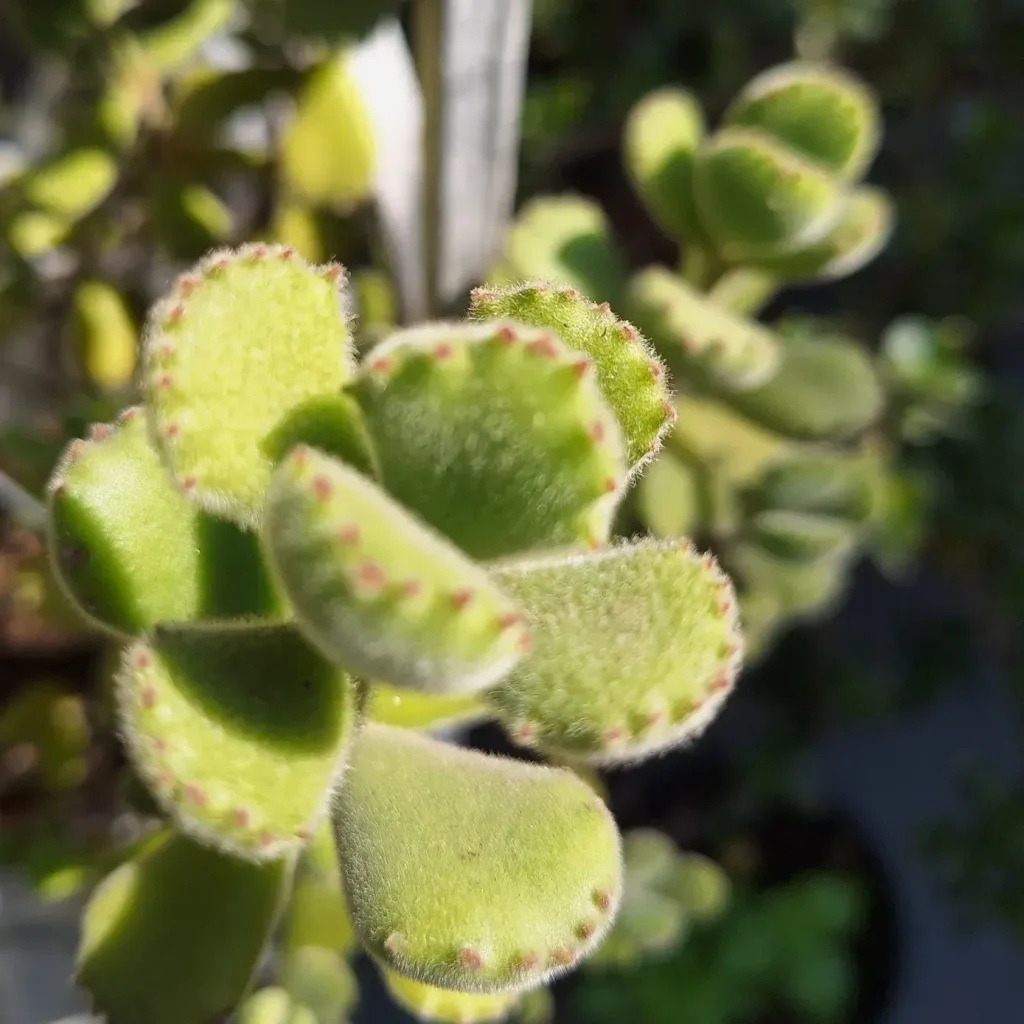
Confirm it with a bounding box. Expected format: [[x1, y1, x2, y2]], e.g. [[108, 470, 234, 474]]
[[626, 267, 781, 392], [751, 186, 894, 282], [489, 194, 626, 305], [46, 408, 280, 636], [467, 282, 675, 473], [76, 829, 291, 1024], [118, 622, 355, 860], [623, 87, 706, 246], [367, 683, 490, 731], [693, 128, 846, 262], [724, 62, 880, 181], [382, 967, 521, 1023], [262, 446, 530, 695], [142, 243, 356, 526], [720, 335, 883, 440], [486, 540, 742, 764], [333, 724, 623, 994], [350, 321, 627, 559]]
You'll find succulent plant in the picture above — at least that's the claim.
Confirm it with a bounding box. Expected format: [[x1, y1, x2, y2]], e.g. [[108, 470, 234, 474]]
[[48, 242, 742, 1022], [491, 60, 898, 660]]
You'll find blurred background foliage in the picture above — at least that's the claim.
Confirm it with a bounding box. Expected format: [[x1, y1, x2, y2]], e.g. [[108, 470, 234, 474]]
[[1, 0, 1023, 1022]]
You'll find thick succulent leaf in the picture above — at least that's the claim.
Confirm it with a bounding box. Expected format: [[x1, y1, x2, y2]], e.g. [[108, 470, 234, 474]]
[[23, 147, 117, 219], [76, 830, 291, 1024], [749, 509, 855, 562], [368, 684, 489, 730], [46, 409, 280, 636], [745, 455, 876, 525], [725, 62, 880, 180], [382, 967, 519, 1023], [118, 622, 355, 860], [721, 336, 883, 440], [623, 88, 706, 244], [490, 195, 626, 305], [350, 322, 627, 559], [486, 540, 742, 763], [634, 453, 699, 541], [142, 244, 356, 526], [263, 447, 530, 694], [139, 0, 235, 72], [72, 280, 137, 391], [238, 989, 317, 1024], [283, 826, 357, 956], [670, 395, 790, 485], [693, 128, 846, 262], [626, 266, 780, 391], [468, 282, 674, 472], [333, 724, 622, 993], [664, 852, 731, 921], [281, 53, 376, 211], [280, 945, 359, 1024], [729, 542, 853, 622], [752, 186, 894, 282]]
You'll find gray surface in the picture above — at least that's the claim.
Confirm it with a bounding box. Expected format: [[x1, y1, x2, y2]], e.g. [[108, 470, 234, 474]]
[[0, 873, 89, 1024]]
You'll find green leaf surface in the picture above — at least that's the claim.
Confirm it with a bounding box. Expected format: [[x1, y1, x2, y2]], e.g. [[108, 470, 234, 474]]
[[490, 195, 626, 305], [47, 409, 280, 636], [623, 88, 706, 245], [626, 266, 781, 391], [367, 684, 489, 731], [693, 129, 846, 262], [752, 186, 893, 282], [487, 540, 742, 763], [720, 336, 883, 440], [118, 622, 355, 859], [142, 244, 356, 526], [334, 724, 622, 993], [468, 282, 674, 472], [263, 447, 530, 694], [280, 54, 376, 211], [76, 830, 291, 1024], [382, 967, 520, 1023], [725, 62, 880, 180], [351, 322, 627, 559]]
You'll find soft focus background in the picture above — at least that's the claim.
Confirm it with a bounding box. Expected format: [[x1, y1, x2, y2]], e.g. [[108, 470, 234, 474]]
[[1, 1, 1023, 1022]]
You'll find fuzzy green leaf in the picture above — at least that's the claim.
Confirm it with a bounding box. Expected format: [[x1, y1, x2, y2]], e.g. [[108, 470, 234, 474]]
[[626, 266, 781, 391], [280, 946, 359, 1024], [490, 195, 626, 305], [76, 830, 291, 1024], [238, 988, 318, 1024], [487, 540, 742, 763], [623, 88, 706, 245], [748, 509, 855, 562], [118, 623, 355, 859], [350, 322, 627, 559], [725, 62, 880, 180], [468, 282, 674, 472], [721, 336, 883, 439], [283, 826, 357, 957], [142, 244, 356, 526], [382, 967, 520, 1023], [334, 724, 622, 993], [752, 186, 893, 282], [634, 453, 700, 541], [367, 684, 489, 731], [263, 446, 530, 694], [693, 128, 846, 262], [669, 395, 790, 485], [46, 409, 280, 637], [72, 280, 137, 391], [281, 53, 376, 211], [745, 455, 876, 525]]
